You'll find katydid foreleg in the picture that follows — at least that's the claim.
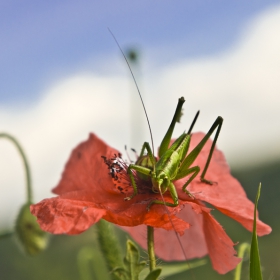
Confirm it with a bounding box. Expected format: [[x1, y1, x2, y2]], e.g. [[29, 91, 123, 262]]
[[125, 142, 156, 201]]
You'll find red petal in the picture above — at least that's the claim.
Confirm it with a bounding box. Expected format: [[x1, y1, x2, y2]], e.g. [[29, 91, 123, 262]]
[[202, 210, 241, 274], [122, 201, 241, 274], [30, 196, 105, 234], [31, 190, 190, 235], [53, 133, 119, 195], [121, 203, 207, 260], [100, 194, 190, 233]]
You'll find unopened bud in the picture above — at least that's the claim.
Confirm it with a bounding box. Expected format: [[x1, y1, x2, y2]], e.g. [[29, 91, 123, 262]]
[[15, 203, 48, 255]]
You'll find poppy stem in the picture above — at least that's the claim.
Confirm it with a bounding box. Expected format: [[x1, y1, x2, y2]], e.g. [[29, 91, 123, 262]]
[[0, 133, 33, 204], [147, 226, 157, 271]]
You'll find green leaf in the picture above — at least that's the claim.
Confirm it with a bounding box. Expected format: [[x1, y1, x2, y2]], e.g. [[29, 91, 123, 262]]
[[143, 269, 162, 280], [160, 259, 206, 277], [250, 183, 263, 280], [120, 240, 146, 280], [139, 259, 206, 280]]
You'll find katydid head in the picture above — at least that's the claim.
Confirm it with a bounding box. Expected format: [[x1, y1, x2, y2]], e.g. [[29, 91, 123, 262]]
[[151, 172, 169, 194], [151, 176, 162, 193]]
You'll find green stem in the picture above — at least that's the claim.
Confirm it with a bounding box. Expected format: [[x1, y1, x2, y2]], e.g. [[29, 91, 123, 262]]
[[147, 226, 156, 272], [96, 220, 123, 280], [233, 243, 250, 280], [0, 133, 32, 203]]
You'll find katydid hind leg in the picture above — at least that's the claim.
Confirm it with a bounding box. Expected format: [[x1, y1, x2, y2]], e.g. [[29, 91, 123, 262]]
[[187, 110, 200, 135], [158, 97, 185, 158], [171, 164, 200, 197], [176, 116, 223, 183], [179, 166, 200, 197], [200, 116, 223, 183]]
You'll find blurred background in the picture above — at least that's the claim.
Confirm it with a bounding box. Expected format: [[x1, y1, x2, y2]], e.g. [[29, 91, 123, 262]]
[[0, 1, 279, 279]]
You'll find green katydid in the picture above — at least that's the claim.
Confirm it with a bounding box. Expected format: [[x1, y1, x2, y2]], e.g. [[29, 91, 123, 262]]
[[108, 29, 223, 211], [125, 97, 223, 210]]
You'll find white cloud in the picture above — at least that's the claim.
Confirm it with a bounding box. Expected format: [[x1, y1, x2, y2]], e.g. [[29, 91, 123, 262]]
[[1, 5, 280, 230], [150, 4, 280, 165]]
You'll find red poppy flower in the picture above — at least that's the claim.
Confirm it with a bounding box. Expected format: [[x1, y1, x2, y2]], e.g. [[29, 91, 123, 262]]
[[30, 132, 271, 274]]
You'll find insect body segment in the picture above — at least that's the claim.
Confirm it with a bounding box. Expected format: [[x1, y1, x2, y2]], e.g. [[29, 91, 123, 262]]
[[134, 154, 155, 181], [158, 96, 186, 158], [125, 96, 223, 210]]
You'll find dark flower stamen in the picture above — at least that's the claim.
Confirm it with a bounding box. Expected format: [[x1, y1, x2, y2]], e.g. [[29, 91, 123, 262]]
[[101, 154, 134, 195], [101, 154, 153, 196]]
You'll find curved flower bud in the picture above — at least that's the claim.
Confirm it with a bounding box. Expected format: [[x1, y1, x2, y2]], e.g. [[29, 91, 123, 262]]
[[16, 203, 48, 255]]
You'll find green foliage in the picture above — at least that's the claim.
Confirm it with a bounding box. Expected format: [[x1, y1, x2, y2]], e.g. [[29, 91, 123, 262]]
[[139, 259, 207, 280], [250, 183, 263, 280], [0, 133, 48, 255], [160, 260, 207, 277], [123, 240, 146, 279], [114, 240, 146, 280], [143, 269, 162, 280], [77, 247, 109, 280], [97, 220, 124, 280]]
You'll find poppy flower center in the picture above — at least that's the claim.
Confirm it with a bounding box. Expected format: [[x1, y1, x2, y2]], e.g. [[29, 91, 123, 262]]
[[101, 154, 153, 196]]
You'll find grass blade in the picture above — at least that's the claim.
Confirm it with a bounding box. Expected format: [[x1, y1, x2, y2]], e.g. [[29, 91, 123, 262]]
[[250, 183, 263, 280]]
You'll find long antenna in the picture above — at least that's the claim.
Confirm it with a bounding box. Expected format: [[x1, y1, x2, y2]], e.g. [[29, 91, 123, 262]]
[[108, 28, 155, 156]]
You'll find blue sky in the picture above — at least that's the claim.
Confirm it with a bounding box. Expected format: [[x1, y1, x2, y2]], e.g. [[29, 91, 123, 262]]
[[1, 1, 279, 104], [1, 1, 280, 228]]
